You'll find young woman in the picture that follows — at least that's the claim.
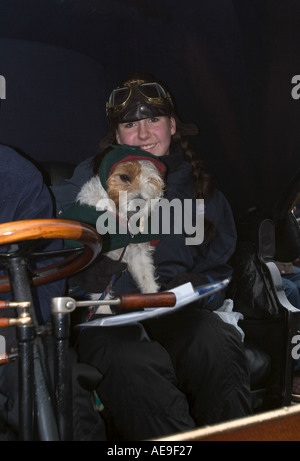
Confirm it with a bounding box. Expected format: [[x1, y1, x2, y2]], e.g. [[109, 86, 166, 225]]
[[52, 72, 252, 440]]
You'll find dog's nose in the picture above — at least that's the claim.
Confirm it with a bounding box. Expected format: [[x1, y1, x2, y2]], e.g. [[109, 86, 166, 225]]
[[127, 210, 136, 220], [128, 197, 148, 214]]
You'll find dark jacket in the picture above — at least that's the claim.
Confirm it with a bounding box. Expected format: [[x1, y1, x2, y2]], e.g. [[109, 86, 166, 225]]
[[55, 145, 236, 308], [154, 149, 236, 286]]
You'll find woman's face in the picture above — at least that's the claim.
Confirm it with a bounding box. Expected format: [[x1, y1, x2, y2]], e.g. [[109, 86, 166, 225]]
[[115, 116, 176, 157]]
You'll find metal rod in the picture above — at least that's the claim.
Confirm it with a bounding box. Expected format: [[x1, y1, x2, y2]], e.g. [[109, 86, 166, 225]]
[[52, 311, 72, 441], [32, 340, 59, 441], [17, 323, 34, 441], [8, 254, 59, 440]]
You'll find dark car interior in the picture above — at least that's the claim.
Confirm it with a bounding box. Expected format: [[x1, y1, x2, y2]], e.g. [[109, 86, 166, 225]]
[[0, 0, 300, 442]]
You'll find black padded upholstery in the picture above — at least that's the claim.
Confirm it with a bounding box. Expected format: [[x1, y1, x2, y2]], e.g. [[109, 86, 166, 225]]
[[230, 203, 300, 411], [39, 161, 76, 187], [244, 343, 271, 390]]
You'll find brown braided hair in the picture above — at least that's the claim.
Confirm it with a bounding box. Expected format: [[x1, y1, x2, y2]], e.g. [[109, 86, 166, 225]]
[[171, 114, 214, 200]]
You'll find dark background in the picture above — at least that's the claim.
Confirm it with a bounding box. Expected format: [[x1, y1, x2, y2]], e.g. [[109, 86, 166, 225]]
[[0, 0, 299, 217]]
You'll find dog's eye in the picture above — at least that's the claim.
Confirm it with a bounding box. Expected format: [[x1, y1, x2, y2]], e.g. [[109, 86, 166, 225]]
[[119, 174, 131, 182]]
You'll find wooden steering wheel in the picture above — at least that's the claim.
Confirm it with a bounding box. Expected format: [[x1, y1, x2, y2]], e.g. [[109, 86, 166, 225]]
[[0, 219, 102, 292]]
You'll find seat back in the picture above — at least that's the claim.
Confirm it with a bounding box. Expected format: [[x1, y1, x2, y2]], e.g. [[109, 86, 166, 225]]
[[39, 161, 76, 187], [273, 168, 300, 262], [229, 203, 300, 411]]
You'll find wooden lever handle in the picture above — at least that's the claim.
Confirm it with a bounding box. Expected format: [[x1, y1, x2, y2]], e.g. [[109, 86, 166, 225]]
[[116, 292, 176, 310], [0, 318, 10, 327], [0, 317, 32, 327]]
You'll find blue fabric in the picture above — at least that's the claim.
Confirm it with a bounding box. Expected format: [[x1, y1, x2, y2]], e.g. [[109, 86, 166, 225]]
[[282, 266, 300, 308], [0, 144, 66, 324], [281, 266, 300, 372]]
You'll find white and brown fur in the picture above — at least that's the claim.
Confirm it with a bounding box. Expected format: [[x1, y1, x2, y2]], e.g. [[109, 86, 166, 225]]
[[77, 159, 165, 304]]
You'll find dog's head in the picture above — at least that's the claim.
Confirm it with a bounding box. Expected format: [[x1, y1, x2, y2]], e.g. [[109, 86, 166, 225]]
[[99, 145, 166, 221], [106, 159, 165, 219]]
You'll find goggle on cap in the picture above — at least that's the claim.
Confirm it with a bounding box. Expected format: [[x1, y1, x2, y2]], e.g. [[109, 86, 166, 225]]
[[106, 75, 174, 127]]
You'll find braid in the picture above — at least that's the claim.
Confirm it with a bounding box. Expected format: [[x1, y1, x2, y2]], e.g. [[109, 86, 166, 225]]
[[172, 116, 216, 241], [172, 116, 214, 199]]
